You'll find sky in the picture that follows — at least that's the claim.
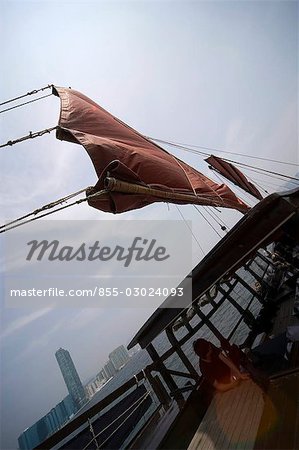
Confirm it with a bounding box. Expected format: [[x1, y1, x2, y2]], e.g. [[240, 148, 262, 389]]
[[0, 1, 298, 448]]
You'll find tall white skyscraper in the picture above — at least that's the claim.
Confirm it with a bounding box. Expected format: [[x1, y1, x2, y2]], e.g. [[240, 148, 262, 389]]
[[55, 348, 86, 409]]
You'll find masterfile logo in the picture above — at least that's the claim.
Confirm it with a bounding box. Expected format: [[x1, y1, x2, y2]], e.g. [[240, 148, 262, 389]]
[[26, 237, 170, 267], [4, 220, 192, 308]]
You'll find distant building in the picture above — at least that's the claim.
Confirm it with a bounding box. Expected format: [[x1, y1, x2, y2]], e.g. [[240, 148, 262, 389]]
[[18, 422, 41, 450], [103, 360, 117, 379], [96, 371, 106, 383], [109, 345, 130, 371], [98, 368, 107, 381], [55, 348, 86, 409], [18, 395, 76, 450], [86, 379, 100, 398]]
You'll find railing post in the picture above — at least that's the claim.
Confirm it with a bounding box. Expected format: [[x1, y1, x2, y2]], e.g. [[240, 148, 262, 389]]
[[166, 327, 199, 380], [146, 343, 184, 405], [144, 367, 171, 409], [217, 284, 247, 315], [192, 303, 226, 345], [234, 272, 265, 303]]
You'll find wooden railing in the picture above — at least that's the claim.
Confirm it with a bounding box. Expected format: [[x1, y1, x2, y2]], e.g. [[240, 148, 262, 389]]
[[35, 250, 281, 450]]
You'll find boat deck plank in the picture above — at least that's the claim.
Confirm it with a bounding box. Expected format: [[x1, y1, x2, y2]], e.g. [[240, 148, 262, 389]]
[[187, 380, 264, 450]]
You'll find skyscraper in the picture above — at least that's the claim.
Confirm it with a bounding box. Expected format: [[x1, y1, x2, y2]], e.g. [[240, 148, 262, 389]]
[[55, 348, 86, 410], [109, 345, 130, 371], [18, 394, 76, 450]]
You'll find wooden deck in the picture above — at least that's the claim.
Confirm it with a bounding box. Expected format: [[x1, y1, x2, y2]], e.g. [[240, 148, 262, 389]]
[[188, 290, 299, 450], [254, 370, 299, 450], [187, 380, 264, 450]]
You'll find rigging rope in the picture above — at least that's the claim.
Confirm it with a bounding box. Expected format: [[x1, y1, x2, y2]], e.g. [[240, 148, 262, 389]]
[[81, 390, 151, 450], [175, 205, 205, 256], [202, 205, 229, 231], [97, 392, 151, 450], [0, 84, 53, 106], [240, 165, 299, 185], [0, 187, 88, 231], [0, 93, 53, 114], [0, 189, 108, 234], [208, 207, 229, 228], [244, 174, 269, 195], [251, 177, 287, 190], [208, 168, 255, 210], [148, 136, 299, 168], [193, 205, 223, 238], [0, 126, 57, 148], [223, 158, 299, 183], [148, 137, 299, 182]]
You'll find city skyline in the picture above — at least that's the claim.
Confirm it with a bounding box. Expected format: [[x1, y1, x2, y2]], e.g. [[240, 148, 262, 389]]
[[18, 342, 133, 449], [86, 345, 132, 398]]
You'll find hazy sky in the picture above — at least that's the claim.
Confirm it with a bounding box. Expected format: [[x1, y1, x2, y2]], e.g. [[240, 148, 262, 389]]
[[0, 1, 298, 448]]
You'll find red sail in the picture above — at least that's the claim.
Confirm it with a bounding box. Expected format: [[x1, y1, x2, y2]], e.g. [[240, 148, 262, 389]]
[[54, 87, 249, 213], [205, 155, 263, 201]]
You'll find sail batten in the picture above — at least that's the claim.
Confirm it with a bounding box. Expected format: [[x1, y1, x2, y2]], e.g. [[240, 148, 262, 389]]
[[54, 87, 249, 214]]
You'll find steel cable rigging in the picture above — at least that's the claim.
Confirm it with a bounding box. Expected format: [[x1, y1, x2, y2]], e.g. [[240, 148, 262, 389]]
[[0, 83, 53, 106], [0, 189, 108, 234], [148, 136, 299, 168], [0, 126, 57, 148], [0, 93, 53, 114]]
